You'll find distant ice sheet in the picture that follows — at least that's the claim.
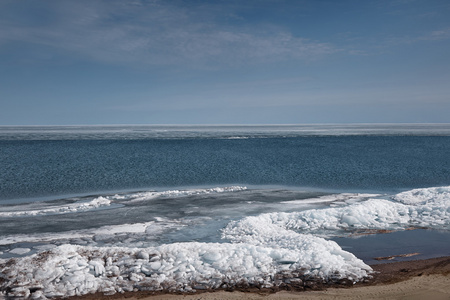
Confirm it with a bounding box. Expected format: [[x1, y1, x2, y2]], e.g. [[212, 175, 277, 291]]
[[1, 124, 450, 140]]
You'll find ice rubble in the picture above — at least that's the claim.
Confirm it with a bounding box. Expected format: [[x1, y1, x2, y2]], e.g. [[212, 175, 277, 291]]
[[280, 193, 379, 205], [0, 197, 111, 217], [116, 186, 248, 203], [2, 186, 449, 298], [1, 200, 372, 299], [0, 186, 247, 218], [225, 187, 450, 238], [393, 186, 450, 205], [0, 236, 371, 299]]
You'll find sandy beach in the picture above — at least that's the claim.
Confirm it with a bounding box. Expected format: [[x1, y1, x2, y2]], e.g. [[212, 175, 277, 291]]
[[71, 256, 450, 300], [129, 274, 450, 300]]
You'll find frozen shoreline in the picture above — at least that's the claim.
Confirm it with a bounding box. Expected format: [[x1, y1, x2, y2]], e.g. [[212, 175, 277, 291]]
[[1, 186, 450, 299], [0, 238, 371, 299], [67, 256, 450, 300]]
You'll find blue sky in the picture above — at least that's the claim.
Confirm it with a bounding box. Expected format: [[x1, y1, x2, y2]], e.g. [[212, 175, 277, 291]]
[[0, 0, 449, 125]]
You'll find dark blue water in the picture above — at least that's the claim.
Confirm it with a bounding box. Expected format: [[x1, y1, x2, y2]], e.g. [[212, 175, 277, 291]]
[[1, 135, 450, 201]]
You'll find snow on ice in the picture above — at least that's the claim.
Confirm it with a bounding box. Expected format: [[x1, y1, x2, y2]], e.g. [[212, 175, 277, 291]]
[[228, 187, 450, 238], [0, 237, 371, 299], [1, 186, 450, 298]]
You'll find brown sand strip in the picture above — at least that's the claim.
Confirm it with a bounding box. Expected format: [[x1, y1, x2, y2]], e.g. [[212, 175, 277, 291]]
[[374, 252, 421, 261], [70, 256, 450, 300], [367, 256, 450, 285]]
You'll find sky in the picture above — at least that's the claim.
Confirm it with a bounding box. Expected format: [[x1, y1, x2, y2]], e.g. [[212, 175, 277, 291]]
[[0, 0, 449, 125]]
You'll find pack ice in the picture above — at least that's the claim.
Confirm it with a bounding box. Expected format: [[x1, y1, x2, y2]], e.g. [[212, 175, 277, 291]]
[[0, 230, 370, 298], [226, 186, 450, 238], [2, 185, 449, 299]]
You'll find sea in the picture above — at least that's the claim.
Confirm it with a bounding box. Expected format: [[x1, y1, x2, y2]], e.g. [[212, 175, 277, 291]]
[[1, 124, 450, 298]]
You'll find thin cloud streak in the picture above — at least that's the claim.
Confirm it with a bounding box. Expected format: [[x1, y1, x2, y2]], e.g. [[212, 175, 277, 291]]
[[0, 0, 337, 68]]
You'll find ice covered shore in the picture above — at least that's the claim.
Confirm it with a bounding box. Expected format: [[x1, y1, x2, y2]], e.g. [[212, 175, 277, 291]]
[[2, 185, 449, 299], [0, 234, 370, 299]]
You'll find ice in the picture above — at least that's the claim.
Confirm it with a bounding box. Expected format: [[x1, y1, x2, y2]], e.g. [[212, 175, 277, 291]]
[[0, 238, 371, 298], [8, 247, 31, 255], [225, 186, 450, 238], [0, 186, 246, 218], [0, 197, 111, 217], [3, 124, 450, 141], [280, 193, 380, 205], [121, 186, 247, 203], [0, 220, 189, 247], [393, 186, 450, 205], [2, 186, 449, 298]]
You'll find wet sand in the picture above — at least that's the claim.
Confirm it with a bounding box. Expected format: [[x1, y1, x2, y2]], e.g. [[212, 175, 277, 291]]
[[72, 256, 450, 300]]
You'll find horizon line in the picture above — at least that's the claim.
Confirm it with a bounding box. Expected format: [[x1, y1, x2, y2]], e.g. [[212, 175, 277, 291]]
[[1, 122, 450, 127]]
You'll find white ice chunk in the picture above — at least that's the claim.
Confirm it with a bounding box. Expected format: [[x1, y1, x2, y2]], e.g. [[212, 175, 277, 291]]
[[0, 196, 111, 217], [393, 186, 450, 205], [8, 247, 31, 255], [227, 186, 450, 238], [280, 193, 380, 205], [124, 186, 247, 203]]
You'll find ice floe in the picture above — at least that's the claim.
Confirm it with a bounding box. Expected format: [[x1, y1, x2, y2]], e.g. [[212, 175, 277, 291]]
[[0, 197, 112, 217], [0, 186, 247, 218], [280, 193, 380, 205], [224, 186, 450, 238], [118, 186, 248, 203], [0, 218, 201, 247], [392, 186, 450, 205]]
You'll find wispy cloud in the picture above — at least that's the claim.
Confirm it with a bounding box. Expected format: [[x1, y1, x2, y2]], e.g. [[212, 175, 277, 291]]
[[0, 0, 336, 68], [421, 28, 450, 41], [382, 27, 450, 48]]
